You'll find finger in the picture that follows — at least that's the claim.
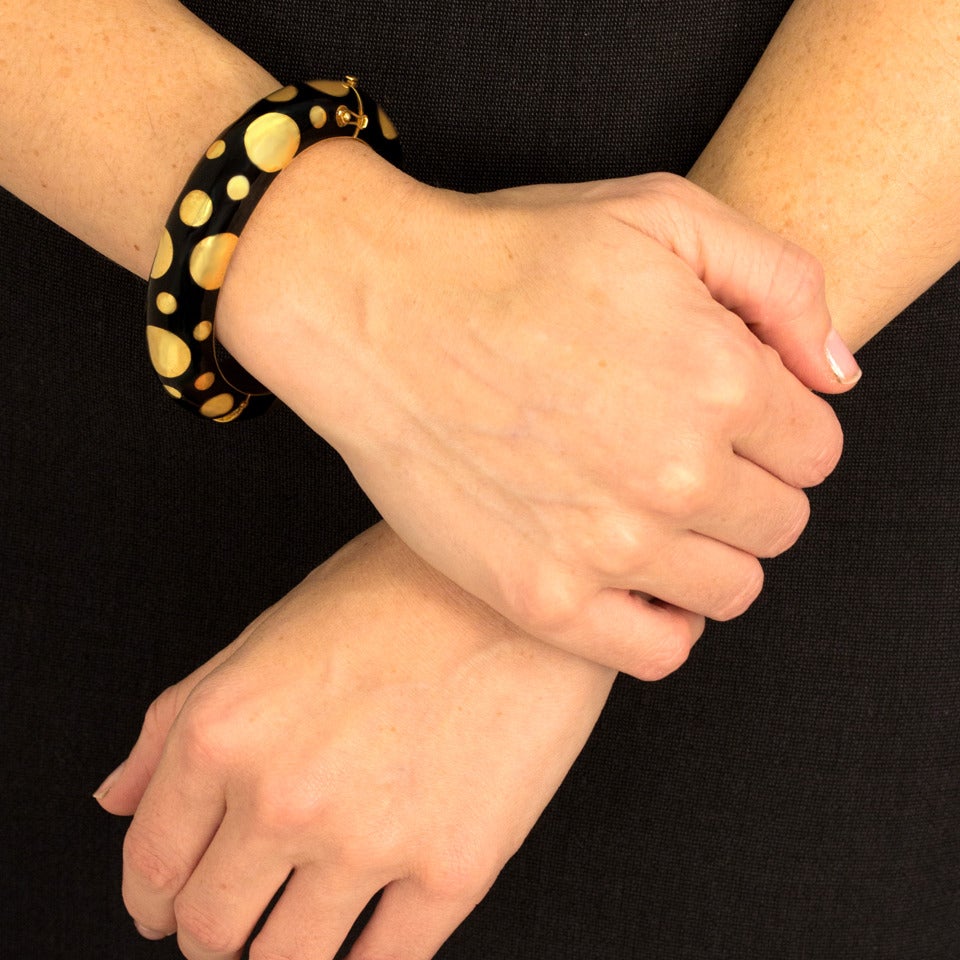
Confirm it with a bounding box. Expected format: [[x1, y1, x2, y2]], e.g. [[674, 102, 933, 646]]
[[604, 531, 765, 624], [640, 176, 862, 393], [95, 639, 245, 815], [689, 455, 811, 558], [122, 749, 225, 938], [732, 344, 845, 488], [344, 877, 480, 960], [550, 589, 705, 681], [173, 822, 292, 960], [249, 867, 381, 960]]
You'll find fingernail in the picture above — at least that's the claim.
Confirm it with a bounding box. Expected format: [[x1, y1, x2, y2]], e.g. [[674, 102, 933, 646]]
[[134, 922, 169, 941], [825, 329, 862, 384], [92, 761, 125, 801]]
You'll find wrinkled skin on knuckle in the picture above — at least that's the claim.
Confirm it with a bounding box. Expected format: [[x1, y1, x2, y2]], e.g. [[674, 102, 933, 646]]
[[632, 635, 694, 682], [713, 561, 765, 622], [805, 409, 845, 486], [123, 824, 187, 898], [249, 944, 297, 960], [773, 242, 827, 322], [764, 492, 812, 558], [175, 897, 245, 955]]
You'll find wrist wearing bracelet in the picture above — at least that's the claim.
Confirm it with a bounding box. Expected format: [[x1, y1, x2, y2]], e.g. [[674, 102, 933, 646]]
[[145, 77, 401, 422]]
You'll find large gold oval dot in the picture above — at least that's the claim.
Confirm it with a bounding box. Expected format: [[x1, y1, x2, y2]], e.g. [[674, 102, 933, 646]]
[[146, 325, 192, 378], [179, 189, 213, 227], [226, 174, 250, 200], [309, 106, 327, 129], [308, 79, 350, 96], [206, 139, 226, 159], [193, 320, 213, 341], [150, 229, 174, 279], [378, 106, 399, 140], [244, 113, 300, 172], [194, 371, 215, 391], [266, 85, 298, 102], [189, 233, 238, 290], [155, 292, 177, 314], [199, 393, 235, 418]]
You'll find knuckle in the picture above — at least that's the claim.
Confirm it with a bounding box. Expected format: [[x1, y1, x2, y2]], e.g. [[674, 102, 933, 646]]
[[175, 899, 244, 954], [699, 337, 761, 421], [633, 635, 694, 682], [713, 562, 765, 621], [648, 454, 712, 518], [250, 943, 297, 960], [251, 785, 328, 837], [764, 493, 811, 557], [417, 845, 499, 905], [775, 244, 826, 318], [501, 565, 584, 638], [805, 414, 844, 485], [123, 827, 186, 895]]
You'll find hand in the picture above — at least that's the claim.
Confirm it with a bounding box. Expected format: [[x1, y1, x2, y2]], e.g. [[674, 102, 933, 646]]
[[95, 523, 615, 960], [217, 141, 855, 679]]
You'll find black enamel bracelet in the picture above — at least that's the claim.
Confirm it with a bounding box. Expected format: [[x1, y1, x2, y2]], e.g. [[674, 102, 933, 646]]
[[145, 78, 402, 422]]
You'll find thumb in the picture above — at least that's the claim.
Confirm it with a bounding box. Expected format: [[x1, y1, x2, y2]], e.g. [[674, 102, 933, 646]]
[[641, 175, 862, 394]]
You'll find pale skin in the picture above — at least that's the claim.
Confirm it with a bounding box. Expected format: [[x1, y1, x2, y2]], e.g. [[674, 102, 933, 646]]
[[3, 0, 959, 959], [1, 0, 854, 673]]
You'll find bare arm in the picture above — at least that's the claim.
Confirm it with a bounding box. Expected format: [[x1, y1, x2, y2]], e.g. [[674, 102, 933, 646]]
[[689, 0, 960, 351], [0, 0, 277, 277]]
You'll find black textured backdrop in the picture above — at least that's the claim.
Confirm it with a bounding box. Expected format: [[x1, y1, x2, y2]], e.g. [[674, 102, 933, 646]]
[[1, 1, 957, 957]]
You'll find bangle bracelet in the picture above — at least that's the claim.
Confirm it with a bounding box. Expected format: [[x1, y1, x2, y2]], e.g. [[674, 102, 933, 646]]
[[145, 77, 401, 422]]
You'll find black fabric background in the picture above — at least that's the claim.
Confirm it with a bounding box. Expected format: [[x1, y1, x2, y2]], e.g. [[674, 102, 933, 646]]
[[1, 1, 957, 957]]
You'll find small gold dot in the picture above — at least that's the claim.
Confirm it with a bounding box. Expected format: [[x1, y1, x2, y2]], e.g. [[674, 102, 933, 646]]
[[146, 325, 192, 378], [179, 189, 213, 227], [150, 229, 173, 279], [266, 85, 298, 102], [193, 321, 213, 341], [244, 113, 301, 172], [163, 384, 183, 399], [199, 393, 235, 418], [155, 292, 177, 314], [205, 139, 226, 159], [309, 105, 327, 128], [308, 79, 350, 96], [226, 175, 250, 200], [378, 106, 399, 140], [194, 371, 215, 390], [189, 233, 239, 290]]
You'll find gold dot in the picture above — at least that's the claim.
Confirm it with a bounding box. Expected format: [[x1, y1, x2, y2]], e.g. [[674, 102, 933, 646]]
[[199, 393, 235, 418], [226, 174, 250, 200], [179, 189, 213, 228], [189, 233, 239, 290], [193, 321, 213, 341], [155, 292, 177, 314], [378, 106, 399, 140], [194, 371, 216, 390], [206, 139, 226, 159], [150, 229, 173, 279], [146, 325, 192, 378], [266, 85, 298, 102], [163, 384, 183, 399], [308, 79, 350, 96], [244, 113, 300, 172], [309, 105, 328, 129]]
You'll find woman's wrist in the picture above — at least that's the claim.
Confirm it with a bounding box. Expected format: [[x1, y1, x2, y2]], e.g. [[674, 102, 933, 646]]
[[213, 136, 426, 439]]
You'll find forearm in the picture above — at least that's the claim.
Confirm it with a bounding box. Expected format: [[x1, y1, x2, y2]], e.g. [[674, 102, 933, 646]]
[[0, 0, 277, 278], [689, 0, 960, 350]]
